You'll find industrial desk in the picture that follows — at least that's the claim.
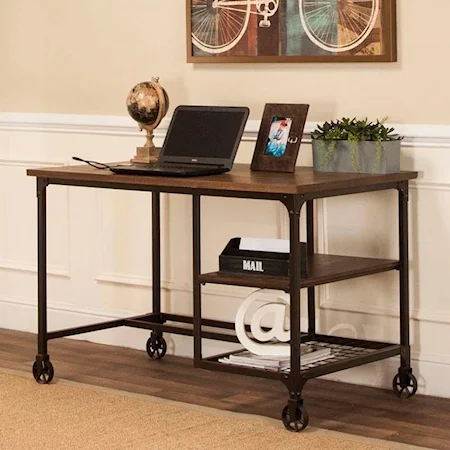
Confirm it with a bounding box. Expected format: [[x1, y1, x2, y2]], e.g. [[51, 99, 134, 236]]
[[27, 163, 418, 431]]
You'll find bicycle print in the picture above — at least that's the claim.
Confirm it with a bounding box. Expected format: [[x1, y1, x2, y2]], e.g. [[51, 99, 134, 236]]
[[188, 0, 397, 62]]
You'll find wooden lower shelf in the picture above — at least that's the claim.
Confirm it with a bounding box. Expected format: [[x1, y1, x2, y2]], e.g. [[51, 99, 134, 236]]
[[199, 254, 399, 290]]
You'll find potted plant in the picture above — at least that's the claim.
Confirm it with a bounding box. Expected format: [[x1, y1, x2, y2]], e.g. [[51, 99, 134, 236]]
[[311, 117, 403, 174]]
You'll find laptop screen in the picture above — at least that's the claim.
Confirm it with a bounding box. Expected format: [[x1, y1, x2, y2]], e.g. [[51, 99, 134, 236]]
[[161, 106, 249, 167]]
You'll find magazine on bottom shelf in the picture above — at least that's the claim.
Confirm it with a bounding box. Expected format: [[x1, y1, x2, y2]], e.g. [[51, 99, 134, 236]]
[[218, 343, 333, 371]]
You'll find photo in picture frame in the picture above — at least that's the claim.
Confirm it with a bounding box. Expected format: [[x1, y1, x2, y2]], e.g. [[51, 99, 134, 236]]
[[251, 104, 309, 172]]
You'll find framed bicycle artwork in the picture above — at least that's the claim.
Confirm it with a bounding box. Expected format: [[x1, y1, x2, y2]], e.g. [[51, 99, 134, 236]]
[[251, 103, 309, 172], [186, 0, 397, 63]]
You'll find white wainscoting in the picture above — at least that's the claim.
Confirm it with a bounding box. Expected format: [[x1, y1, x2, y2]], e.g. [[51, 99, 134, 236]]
[[2, 112, 450, 146], [0, 158, 70, 278], [1, 113, 450, 398]]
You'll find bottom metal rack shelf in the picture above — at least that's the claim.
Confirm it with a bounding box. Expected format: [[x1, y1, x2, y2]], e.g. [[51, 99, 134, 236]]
[[199, 335, 401, 381]]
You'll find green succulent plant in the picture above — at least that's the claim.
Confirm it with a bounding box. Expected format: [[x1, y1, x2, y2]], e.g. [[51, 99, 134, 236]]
[[311, 117, 403, 172]]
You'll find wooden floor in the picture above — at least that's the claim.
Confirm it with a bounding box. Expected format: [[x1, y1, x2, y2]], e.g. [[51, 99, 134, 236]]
[[1, 328, 449, 450]]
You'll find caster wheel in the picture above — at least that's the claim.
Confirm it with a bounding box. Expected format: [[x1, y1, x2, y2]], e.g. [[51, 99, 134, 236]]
[[146, 336, 167, 359], [393, 372, 417, 399], [282, 404, 309, 432], [32, 360, 54, 384]]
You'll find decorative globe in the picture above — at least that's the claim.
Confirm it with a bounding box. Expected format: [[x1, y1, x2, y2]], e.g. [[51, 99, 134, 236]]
[[126, 80, 169, 128], [125, 77, 169, 164]]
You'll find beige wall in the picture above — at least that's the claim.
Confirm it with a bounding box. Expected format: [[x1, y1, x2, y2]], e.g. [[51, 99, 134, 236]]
[[1, 0, 450, 123]]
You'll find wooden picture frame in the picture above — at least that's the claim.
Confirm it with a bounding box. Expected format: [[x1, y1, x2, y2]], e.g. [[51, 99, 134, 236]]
[[251, 104, 309, 173], [186, 0, 397, 63]]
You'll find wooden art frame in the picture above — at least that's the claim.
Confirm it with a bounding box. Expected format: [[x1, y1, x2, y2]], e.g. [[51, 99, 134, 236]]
[[186, 0, 397, 63], [251, 104, 309, 173]]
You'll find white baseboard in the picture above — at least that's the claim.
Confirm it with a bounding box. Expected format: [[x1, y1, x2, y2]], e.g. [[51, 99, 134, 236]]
[[1, 296, 449, 399], [321, 357, 450, 398], [0, 296, 244, 359], [0, 296, 150, 351]]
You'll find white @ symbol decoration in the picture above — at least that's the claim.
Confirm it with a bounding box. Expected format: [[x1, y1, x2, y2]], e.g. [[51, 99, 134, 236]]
[[235, 289, 290, 356]]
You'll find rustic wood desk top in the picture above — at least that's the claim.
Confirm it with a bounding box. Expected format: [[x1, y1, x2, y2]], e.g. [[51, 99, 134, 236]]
[[27, 163, 418, 195]]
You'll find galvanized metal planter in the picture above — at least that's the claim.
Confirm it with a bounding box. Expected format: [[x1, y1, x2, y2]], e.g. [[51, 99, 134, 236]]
[[312, 140, 401, 174]]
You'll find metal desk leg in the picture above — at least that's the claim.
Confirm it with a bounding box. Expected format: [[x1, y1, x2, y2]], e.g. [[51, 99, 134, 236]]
[[193, 194, 202, 366], [146, 191, 167, 359], [306, 200, 316, 338], [152, 192, 161, 316], [33, 178, 54, 384], [281, 195, 308, 431], [393, 181, 417, 399]]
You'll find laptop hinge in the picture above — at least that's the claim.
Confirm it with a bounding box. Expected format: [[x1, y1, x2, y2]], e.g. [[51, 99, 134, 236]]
[[168, 161, 224, 167]]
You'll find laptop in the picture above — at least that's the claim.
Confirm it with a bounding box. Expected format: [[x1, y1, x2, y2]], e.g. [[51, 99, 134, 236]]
[[111, 105, 249, 177]]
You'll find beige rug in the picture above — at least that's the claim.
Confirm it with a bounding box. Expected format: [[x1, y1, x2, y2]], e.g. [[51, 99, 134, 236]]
[[0, 369, 424, 450]]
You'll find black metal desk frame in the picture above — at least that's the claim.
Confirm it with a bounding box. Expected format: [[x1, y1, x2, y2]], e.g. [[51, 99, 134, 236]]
[[32, 173, 417, 432]]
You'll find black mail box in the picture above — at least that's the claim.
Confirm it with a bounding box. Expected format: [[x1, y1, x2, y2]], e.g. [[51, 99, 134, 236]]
[[219, 238, 308, 277]]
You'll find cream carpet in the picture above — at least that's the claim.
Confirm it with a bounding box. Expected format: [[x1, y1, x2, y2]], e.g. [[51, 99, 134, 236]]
[[0, 369, 424, 450]]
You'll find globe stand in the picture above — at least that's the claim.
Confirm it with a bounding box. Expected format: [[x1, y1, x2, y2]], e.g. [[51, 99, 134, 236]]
[[131, 126, 161, 164]]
